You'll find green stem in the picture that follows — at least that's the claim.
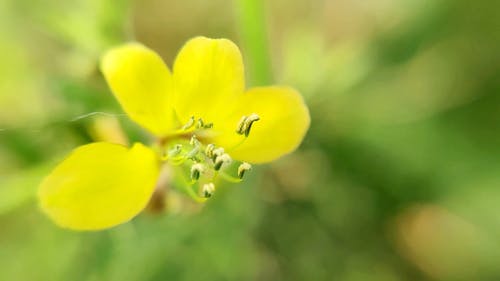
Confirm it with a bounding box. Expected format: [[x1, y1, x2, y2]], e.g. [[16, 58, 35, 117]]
[[234, 0, 273, 86], [219, 172, 243, 183], [174, 165, 207, 203]]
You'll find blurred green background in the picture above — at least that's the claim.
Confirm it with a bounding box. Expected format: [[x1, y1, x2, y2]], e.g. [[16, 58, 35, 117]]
[[1, 0, 499, 280]]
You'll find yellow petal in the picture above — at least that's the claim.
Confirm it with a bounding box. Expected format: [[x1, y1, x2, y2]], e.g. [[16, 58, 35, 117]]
[[100, 43, 175, 136], [38, 142, 160, 231], [173, 36, 245, 125], [213, 86, 310, 163]]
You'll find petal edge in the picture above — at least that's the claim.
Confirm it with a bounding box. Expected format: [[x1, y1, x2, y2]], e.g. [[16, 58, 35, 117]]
[[173, 36, 245, 125], [101, 43, 175, 136], [213, 86, 310, 163], [38, 142, 160, 230]]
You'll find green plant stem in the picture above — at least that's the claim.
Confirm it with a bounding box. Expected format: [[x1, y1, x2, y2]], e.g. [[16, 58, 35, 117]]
[[234, 0, 273, 86]]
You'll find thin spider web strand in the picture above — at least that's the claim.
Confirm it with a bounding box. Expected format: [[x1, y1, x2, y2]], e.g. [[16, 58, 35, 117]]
[[69, 111, 127, 122], [0, 112, 127, 133]]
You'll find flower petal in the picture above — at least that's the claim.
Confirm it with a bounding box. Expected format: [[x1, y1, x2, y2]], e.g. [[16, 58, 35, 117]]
[[213, 86, 310, 163], [38, 142, 160, 230], [100, 43, 175, 136], [173, 36, 245, 125]]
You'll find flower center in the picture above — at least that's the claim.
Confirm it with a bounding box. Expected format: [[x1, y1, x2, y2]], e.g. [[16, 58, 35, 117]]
[[157, 114, 259, 200]]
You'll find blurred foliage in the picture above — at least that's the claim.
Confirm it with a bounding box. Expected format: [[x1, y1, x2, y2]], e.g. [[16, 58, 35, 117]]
[[0, 0, 499, 280]]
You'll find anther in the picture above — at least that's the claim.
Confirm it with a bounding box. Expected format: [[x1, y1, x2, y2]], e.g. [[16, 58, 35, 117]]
[[190, 135, 200, 147], [205, 144, 215, 158], [243, 113, 260, 137], [214, 153, 232, 171], [167, 144, 183, 157], [211, 147, 225, 161], [237, 162, 252, 179], [236, 116, 247, 134], [190, 163, 205, 181], [196, 118, 204, 129], [182, 116, 195, 130], [202, 183, 215, 198], [186, 146, 200, 160]]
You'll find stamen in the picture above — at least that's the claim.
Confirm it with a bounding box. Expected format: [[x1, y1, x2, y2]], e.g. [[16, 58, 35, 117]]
[[202, 183, 215, 198], [196, 118, 204, 129], [181, 116, 195, 130], [246, 113, 260, 122], [244, 113, 260, 137], [236, 115, 248, 134], [167, 144, 183, 157], [237, 162, 252, 179], [218, 172, 243, 183], [236, 113, 260, 137], [185, 146, 200, 160], [190, 135, 200, 147], [211, 147, 225, 161], [190, 163, 205, 181], [205, 144, 215, 158], [214, 153, 232, 171]]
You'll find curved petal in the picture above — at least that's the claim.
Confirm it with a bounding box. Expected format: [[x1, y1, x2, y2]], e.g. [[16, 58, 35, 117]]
[[173, 36, 245, 125], [213, 86, 310, 163], [38, 142, 160, 230], [100, 43, 176, 136]]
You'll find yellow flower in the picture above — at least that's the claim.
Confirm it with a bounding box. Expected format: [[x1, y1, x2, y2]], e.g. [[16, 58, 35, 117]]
[[38, 37, 310, 231]]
